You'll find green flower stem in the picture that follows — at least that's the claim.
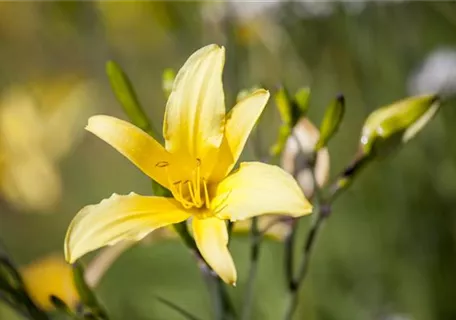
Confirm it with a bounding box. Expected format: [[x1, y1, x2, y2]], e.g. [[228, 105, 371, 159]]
[[284, 220, 298, 289], [283, 153, 369, 320], [73, 263, 109, 320], [173, 221, 235, 320], [283, 210, 325, 320], [241, 217, 260, 320]]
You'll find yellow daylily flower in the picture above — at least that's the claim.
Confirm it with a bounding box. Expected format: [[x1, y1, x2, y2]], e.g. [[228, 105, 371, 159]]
[[65, 44, 312, 285], [21, 254, 79, 311], [0, 78, 95, 212]]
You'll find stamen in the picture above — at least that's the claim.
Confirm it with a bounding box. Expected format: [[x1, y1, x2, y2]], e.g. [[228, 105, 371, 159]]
[[169, 180, 185, 204], [202, 179, 210, 208], [186, 180, 198, 205], [158, 162, 194, 209], [195, 158, 202, 205], [178, 181, 194, 208]]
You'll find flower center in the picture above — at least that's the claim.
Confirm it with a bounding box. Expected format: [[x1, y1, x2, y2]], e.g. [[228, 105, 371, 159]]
[[156, 159, 211, 210]]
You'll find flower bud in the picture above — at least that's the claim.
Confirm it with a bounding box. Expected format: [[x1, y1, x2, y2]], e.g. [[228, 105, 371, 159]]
[[281, 118, 330, 199], [315, 95, 345, 150], [360, 95, 440, 156]]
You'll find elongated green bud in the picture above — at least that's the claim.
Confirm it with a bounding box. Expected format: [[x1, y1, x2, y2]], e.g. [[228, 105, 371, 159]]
[[315, 95, 345, 150], [360, 94, 440, 156]]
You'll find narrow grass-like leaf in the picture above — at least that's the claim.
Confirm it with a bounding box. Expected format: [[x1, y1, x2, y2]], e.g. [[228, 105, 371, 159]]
[[106, 60, 159, 139], [156, 296, 202, 320]]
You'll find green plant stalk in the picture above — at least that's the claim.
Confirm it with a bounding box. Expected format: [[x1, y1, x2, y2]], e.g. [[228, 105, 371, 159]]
[[283, 153, 369, 320], [284, 220, 298, 289], [156, 296, 202, 320], [73, 263, 109, 320], [175, 221, 235, 320], [240, 217, 260, 320]]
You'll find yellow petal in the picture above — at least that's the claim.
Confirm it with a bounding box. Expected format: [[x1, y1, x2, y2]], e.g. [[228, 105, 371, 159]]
[[210, 89, 270, 182], [163, 44, 225, 164], [211, 162, 312, 221], [86, 115, 172, 188], [65, 193, 191, 263], [192, 217, 237, 285]]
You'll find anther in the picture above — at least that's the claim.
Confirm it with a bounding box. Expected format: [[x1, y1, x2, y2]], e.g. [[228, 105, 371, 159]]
[[155, 161, 169, 168]]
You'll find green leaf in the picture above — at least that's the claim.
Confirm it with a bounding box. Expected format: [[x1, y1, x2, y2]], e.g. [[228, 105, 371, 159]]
[[72, 263, 108, 320], [0, 257, 49, 320], [360, 94, 440, 156], [50, 295, 77, 318], [0, 257, 23, 293], [315, 94, 345, 150], [173, 221, 197, 252], [156, 296, 202, 320], [106, 61, 170, 198], [105, 60, 159, 139]]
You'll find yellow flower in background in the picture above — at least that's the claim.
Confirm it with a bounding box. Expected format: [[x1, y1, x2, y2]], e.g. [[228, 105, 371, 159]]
[[21, 254, 78, 311], [64, 44, 312, 285], [0, 77, 95, 213]]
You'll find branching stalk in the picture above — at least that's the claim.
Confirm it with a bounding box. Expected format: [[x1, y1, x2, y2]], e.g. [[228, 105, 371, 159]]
[[283, 153, 369, 319]]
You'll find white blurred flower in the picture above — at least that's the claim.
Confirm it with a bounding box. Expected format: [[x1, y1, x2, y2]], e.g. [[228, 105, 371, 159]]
[[295, 1, 334, 18], [409, 48, 456, 98], [382, 314, 414, 320], [202, 0, 282, 24]]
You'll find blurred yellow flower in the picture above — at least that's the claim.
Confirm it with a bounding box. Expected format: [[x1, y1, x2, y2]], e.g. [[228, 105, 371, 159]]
[[0, 77, 95, 212], [65, 44, 312, 285], [21, 254, 78, 311]]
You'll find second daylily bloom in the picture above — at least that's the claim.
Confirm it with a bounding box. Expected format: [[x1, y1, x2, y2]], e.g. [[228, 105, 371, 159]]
[[65, 44, 312, 284]]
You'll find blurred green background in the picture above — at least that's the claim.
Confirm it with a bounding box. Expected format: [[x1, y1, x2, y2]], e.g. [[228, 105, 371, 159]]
[[1, 2, 456, 320]]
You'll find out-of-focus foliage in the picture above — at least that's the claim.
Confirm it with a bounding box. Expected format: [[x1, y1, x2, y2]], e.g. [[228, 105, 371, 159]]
[[1, 2, 456, 320]]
